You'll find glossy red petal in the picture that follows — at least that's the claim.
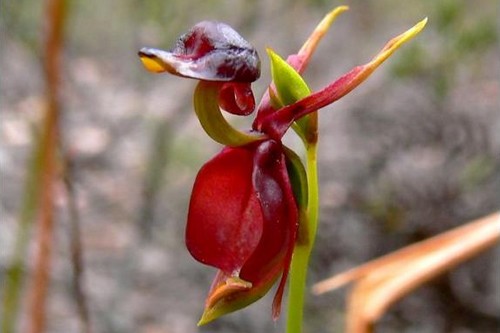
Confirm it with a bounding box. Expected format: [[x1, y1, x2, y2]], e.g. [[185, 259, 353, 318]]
[[188, 141, 298, 323], [241, 141, 298, 316], [186, 146, 264, 274], [195, 140, 298, 324], [218, 82, 256, 116], [139, 21, 260, 82]]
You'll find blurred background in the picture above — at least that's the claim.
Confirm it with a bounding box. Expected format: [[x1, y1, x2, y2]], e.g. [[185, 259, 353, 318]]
[[1, 0, 499, 332]]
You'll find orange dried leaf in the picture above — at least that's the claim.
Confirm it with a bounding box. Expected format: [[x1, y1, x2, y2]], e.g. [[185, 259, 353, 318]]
[[312, 212, 500, 332]]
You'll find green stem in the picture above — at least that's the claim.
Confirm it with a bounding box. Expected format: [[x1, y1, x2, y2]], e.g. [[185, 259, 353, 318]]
[[193, 81, 265, 147], [286, 138, 319, 333], [1, 127, 44, 333]]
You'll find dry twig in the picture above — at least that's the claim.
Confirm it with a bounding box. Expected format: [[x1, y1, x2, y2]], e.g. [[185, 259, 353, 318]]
[[27, 0, 66, 332]]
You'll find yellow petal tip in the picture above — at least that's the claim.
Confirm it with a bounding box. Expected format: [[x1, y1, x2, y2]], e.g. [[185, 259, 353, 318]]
[[367, 16, 428, 68], [397, 17, 428, 46], [414, 17, 428, 33], [406, 17, 428, 40], [138, 54, 166, 73], [333, 5, 349, 13], [321, 5, 350, 30], [197, 314, 211, 326]]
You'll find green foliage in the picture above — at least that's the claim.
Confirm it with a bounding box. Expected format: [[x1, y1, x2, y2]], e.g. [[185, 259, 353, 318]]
[[391, 0, 498, 101], [435, 0, 464, 33], [1, 0, 43, 50], [455, 20, 497, 54], [390, 43, 427, 78], [2, 126, 46, 333], [459, 156, 496, 191]]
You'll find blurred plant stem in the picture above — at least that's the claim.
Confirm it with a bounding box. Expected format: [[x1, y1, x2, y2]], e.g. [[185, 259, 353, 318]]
[[1, 104, 47, 333], [1, 0, 66, 332], [27, 0, 67, 332], [63, 155, 92, 333], [286, 139, 319, 333], [137, 120, 172, 240]]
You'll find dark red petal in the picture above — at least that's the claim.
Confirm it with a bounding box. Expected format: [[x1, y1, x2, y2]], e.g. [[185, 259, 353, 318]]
[[218, 82, 256, 116], [189, 140, 298, 321], [173, 21, 261, 82], [139, 21, 260, 82], [270, 155, 298, 320], [186, 146, 264, 274], [239, 141, 298, 314]]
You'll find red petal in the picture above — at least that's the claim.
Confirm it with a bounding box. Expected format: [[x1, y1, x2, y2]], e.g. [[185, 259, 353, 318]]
[[139, 21, 260, 82], [240, 141, 298, 315], [186, 146, 264, 274], [218, 82, 256, 116], [190, 141, 298, 321]]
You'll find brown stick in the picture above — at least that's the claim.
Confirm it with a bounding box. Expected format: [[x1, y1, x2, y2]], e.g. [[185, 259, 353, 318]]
[[27, 0, 66, 332], [63, 156, 93, 333]]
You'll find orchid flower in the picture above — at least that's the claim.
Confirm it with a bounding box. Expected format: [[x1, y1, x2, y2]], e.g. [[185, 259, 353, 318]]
[[138, 7, 426, 330]]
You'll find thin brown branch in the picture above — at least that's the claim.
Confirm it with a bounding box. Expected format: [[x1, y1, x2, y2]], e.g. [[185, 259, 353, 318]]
[[63, 156, 93, 333], [27, 0, 66, 332]]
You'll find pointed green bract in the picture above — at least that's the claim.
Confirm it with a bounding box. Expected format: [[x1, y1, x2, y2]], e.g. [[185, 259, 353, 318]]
[[267, 48, 311, 106], [267, 49, 314, 143]]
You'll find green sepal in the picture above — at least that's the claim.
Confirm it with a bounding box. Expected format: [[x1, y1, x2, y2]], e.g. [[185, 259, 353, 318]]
[[284, 146, 309, 245], [267, 48, 311, 105], [194, 81, 266, 147], [266, 49, 314, 144]]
